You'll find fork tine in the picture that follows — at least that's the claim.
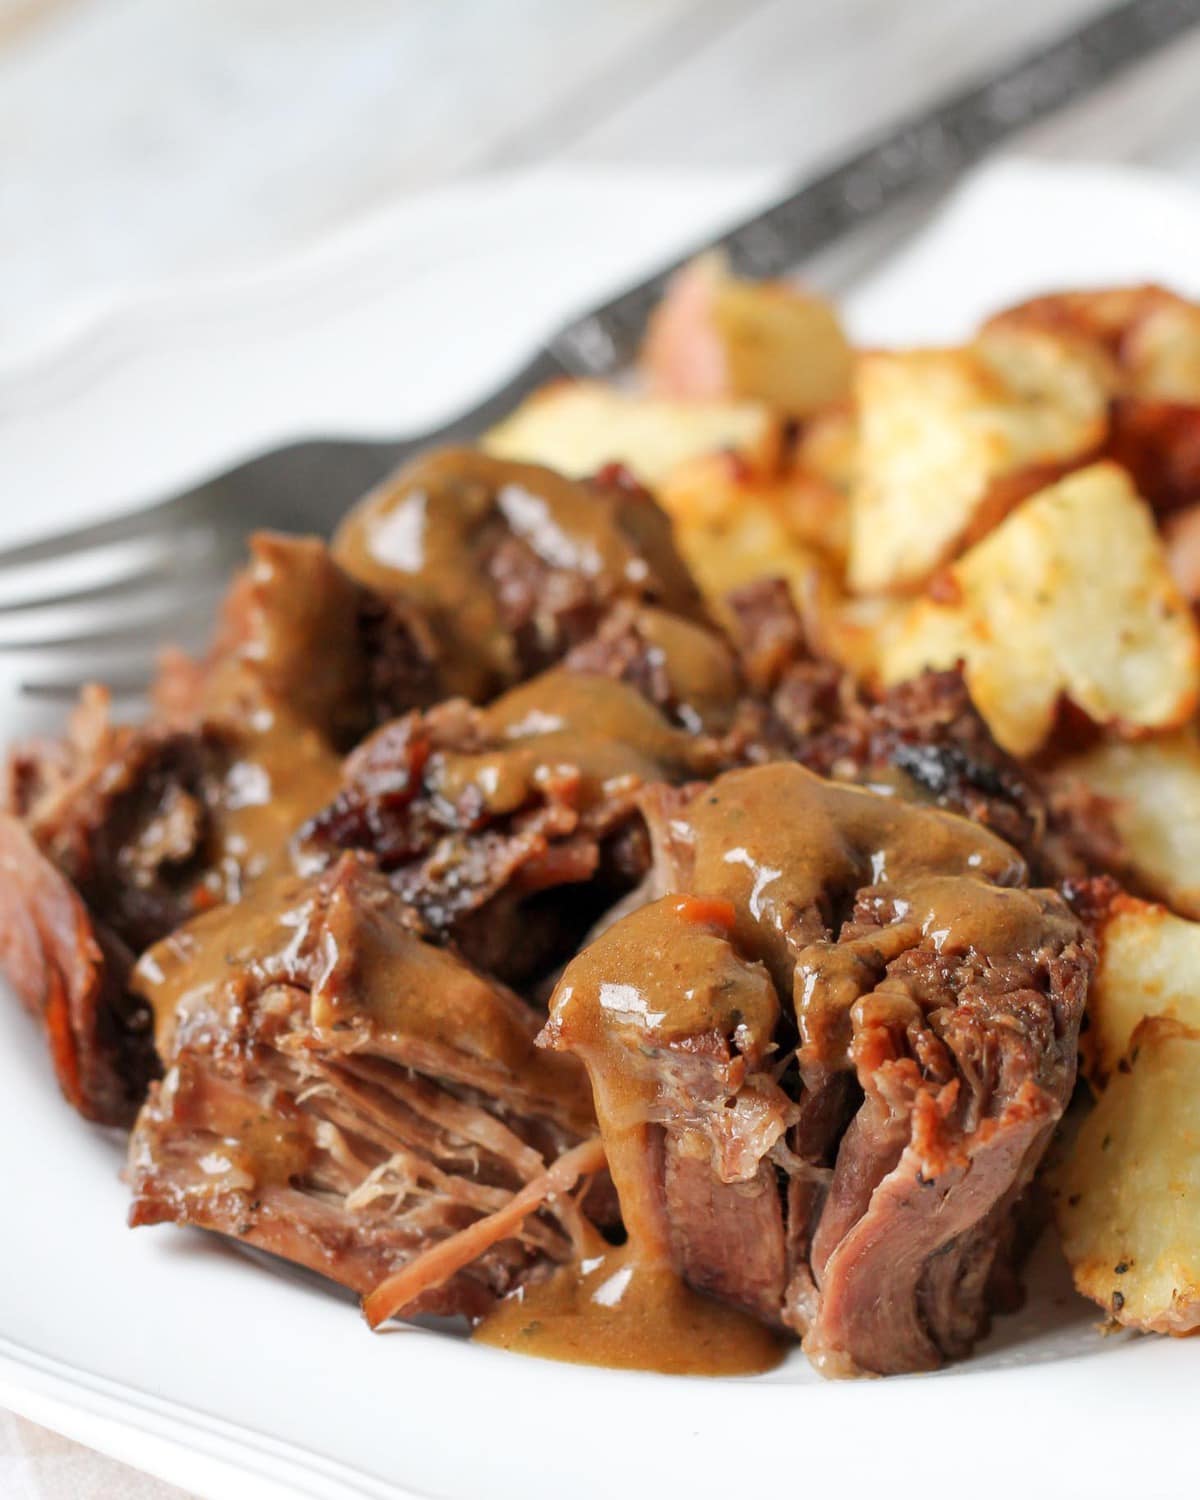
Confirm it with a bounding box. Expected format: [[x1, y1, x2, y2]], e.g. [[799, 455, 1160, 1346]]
[[18, 672, 164, 704], [8, 610, 218, 700], [0, 526, 224, 615], [0, 494, 199, 574], [0, 583, 222, 653]]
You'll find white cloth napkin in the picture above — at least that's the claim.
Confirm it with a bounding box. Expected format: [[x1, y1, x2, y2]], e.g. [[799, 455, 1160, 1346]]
[[4, 156, 1200, 553]]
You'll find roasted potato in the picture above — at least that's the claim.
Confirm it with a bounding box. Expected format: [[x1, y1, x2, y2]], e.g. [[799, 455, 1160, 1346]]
[[798, 402, 857, 494], [847, 327, 1112, 593], [1054, 1016, 1200, 1335], [655, 451, 838, 609], [987, 287, 1200, 515], [1166, 503, 1200, 601], [1051, 730, 1200, 919], [1126, 298, 1200, 403], [483, 379, 779, 486], [641, 252, 853, 413], [986, 284, 1200, 402], [879, 463, 1200, 756], [650, 446, 909, 677], [1083, 897, 1200, 1088]]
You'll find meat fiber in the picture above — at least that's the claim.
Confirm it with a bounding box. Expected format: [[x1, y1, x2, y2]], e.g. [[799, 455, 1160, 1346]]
[[128, 854, 600, 1313]]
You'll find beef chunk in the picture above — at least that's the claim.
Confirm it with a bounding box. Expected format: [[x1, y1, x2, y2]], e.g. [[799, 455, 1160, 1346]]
[[183, 532, 443, 746], [128, 854, 598, 1313], [540, 892, 796, 1327], [176, 454, 712, 749], [723, 577, 1109, 881], [301, 668, 724, 985], [332, 449, 707, 703], [563, 601, 740, 733], [11, 706, 230, 954], [0, 815, 148, 1123], [543, 763, 1093, 1375], [1, 676, 341, 1121], [1, 692, 234, 1121]]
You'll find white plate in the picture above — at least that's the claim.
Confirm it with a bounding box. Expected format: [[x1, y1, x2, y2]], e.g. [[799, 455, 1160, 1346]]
[[2, 158, 1199, 1500]]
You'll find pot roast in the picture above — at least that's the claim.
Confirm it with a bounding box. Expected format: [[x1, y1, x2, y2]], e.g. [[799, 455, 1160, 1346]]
[[0, 448, 1107, 1376]]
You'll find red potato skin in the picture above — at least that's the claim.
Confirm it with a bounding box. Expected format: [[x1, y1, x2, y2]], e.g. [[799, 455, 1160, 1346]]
[[1165, 503, 1200, 603], [641, 259, 728, 399]]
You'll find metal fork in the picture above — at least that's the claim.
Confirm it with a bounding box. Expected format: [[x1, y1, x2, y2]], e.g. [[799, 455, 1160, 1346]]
[[2, 0, 1195, 701]]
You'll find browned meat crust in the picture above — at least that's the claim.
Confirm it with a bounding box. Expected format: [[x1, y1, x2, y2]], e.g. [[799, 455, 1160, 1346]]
[[727, 578, 1121, 883], [10, 703, 234, 953], [0, 815, 147, 1122], [1, 689, 242, 1120]]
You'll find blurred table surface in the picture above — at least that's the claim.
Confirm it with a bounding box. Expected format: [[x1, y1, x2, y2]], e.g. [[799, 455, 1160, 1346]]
[[3, 0, 1200, 1493]]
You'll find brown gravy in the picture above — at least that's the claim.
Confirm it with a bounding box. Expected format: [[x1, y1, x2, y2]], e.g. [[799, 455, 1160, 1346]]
[[635, 605, 741, 731], [432, 668, 714, 815], [474, 1240, 784, 1375], [204, 708, 343, 900], [479, 764, 1070, 1375], [332, 449, 696, 701], [136, 860, 584, 1118], [680, 763, 1075, 1075], [476, 893, 785, 1376]]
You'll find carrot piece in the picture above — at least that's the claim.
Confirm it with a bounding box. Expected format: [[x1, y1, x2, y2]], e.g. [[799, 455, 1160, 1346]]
[[666, 893, 737, 931]]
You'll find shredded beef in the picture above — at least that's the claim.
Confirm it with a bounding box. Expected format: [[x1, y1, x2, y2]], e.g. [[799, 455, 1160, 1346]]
[[128, 854, 599, 1313], [0, 444, 1134, 1379]]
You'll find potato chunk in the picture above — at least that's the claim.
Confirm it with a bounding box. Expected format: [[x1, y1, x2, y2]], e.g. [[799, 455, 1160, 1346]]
[[847, 327, 1112, 593], [1052, 730, 1200, 919], [641, 252, 853, 413], [1083, 898, 1200, 1088], [879, 464, 1200, 756], [484, 380, 778, 485], [987, 284, 1200, 403], [1054, 1018, 1200, 1335], [656, 448, 848, 598]]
